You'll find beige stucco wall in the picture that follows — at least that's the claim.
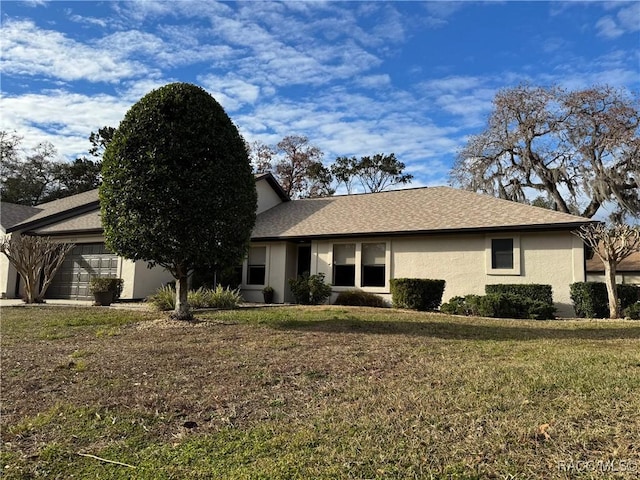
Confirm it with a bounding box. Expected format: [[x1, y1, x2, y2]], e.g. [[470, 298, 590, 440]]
[[240, 242, 291, 303], [0, 238, 18, 298], [303, 231, 584, 317], [256, 179, 284, 214], [391, 232, 583, 317], [119, 258, 174, 300]]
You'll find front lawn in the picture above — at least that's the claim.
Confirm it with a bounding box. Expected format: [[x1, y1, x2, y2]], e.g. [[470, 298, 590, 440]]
[[1, 306, 639, 479]]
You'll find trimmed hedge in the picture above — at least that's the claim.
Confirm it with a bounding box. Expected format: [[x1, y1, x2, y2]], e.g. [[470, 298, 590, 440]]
[[619, 284, 640, 309], [441, 293, 555, 320], [570, 282, 639, 318], [334, 290, 388, 308], [623, 302, 640, 320], [390, 278, 446, 311], [485, 284, 553, 305]]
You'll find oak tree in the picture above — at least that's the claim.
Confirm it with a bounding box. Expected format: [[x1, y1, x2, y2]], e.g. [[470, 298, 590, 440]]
[[250, 135, 333, 198], [100, 83, 257, 320], [0, 130, 105, 205], [332, 153, 413, 194], [450, 85, 639, 221]]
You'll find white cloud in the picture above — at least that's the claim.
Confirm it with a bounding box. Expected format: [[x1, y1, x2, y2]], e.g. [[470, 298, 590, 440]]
[[198, 74, 261, 111], [616, 2, 640, 32], [0, 90, 130, 160], [0, 19, 148, 83], [596, 2, 640, 39], [68, 13, 108, 28], [596, 16, 625, 39]]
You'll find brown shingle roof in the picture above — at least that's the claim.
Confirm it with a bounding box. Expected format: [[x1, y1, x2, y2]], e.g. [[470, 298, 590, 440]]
[[586, 251, 640, 273], [252, 186, 593, 240], [34, 210, 102, 234], [20, 189, 100, 223], [4, 189, 100, 233]]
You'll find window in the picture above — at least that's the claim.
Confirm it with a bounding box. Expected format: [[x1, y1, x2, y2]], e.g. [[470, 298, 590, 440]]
[[247, 246, 266, 285], [361, 243, 386, 287], [486, 236, 520, 275], [491, 238, 514, 269], [333, 244, 356, 286]]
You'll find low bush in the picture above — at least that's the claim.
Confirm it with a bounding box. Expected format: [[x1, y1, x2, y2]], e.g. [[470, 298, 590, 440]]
[[618, 284, 639, 309], [146, 285, 243, 311], [202, 285, 243, 309], [485, 284, 553, 305], [570, 282, 639, 318], [440, 296, 467, 315], [147, 285, 176, 310], [440, 293, 555, 320], [390, 278, 446, 311], [334, 290, 388, 308], [623, 302, 640, 320], [288, 273, 332, 305], [88, 277, 124, 300]]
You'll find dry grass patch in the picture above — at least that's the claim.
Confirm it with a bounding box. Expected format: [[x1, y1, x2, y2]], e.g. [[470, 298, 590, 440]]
[[1, 305, 639, 479]]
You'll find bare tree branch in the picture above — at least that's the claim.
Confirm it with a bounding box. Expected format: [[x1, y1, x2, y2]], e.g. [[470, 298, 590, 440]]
[[573, 224, 640, 318]]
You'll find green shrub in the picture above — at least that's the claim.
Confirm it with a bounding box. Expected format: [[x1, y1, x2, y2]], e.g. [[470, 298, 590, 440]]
[[618, 284, 639, 309], [477, 293, 525, 318], [390, 278, 446, 311], [440, 293, 555, 320], [485, 284, 553, 305], [147, 285, 176, 310], [623, 302, 640, 320], [526, 300, 557, 321], [288, 273, 332, 305], [88, 277, 124, 300], [334, 290, 388, 308], [146, 284, 243, 311], [570, 282, 638, 318], [202, 285, 243, 309], [440, 296, 467, 315]]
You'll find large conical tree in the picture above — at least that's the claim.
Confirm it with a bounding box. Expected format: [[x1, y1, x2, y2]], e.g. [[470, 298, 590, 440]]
[[100, 83, 257, 320]]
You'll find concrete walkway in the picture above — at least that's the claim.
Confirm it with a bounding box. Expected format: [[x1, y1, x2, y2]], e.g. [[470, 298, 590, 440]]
[[0, 299, 152, 310]]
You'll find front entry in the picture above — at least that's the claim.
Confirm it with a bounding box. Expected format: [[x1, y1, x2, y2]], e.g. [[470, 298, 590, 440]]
[[297, 244, 311, 277]]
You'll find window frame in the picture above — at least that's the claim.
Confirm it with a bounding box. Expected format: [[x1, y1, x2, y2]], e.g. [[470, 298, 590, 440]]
[[245, 245, 268, 287], [332, 243, 356, 287], [485, 235, 521, 275], [361, 242, 386, 287], [330, 240, 390, 292]]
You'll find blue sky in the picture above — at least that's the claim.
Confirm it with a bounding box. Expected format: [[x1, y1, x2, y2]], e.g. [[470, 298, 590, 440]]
[[1, 1, 638, 188]]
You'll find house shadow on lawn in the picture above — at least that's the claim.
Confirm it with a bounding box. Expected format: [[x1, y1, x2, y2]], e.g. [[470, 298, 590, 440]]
[[272, 315, 640, 342]]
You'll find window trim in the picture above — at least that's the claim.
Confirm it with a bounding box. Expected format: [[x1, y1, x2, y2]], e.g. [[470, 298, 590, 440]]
[[329, 240, 390, 292], [485, 235, 521, 276], [332, 243, 356, 287], [244, 245, 269, 288], [361, 242, 386, 287]]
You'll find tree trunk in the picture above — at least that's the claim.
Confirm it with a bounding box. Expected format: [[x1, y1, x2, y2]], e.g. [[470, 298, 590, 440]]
[[172, 274, 192, 320], [604, 261, 619, 319], [23, 269, 38, 303]]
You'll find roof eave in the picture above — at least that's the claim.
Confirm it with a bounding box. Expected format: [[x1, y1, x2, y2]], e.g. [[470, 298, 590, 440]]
[[251, 220, 594, 242], [6, 201, 101, 234]]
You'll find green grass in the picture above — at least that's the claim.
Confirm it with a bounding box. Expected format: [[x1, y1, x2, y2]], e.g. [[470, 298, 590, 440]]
[[2, 306, 639, 479]]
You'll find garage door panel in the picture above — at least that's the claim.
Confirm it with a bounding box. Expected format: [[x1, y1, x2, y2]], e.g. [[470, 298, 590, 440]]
[[47, 243, 119, 300]]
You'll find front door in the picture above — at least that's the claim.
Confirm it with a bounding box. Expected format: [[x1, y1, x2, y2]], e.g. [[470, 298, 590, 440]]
[[297, 244, 311, 277]]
